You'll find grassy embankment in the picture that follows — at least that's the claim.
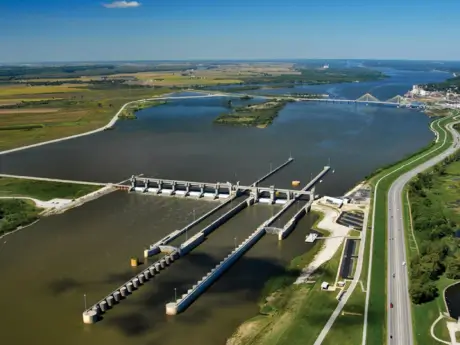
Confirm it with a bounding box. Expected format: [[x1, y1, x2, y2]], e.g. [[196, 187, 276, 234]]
[[118, 100, 167, 119], [321, 113, 458, 345], [0, 84, 173, 150], [0, 177, 99, 236], [227, 210, 353, 345], [214, 100, 291, 128]]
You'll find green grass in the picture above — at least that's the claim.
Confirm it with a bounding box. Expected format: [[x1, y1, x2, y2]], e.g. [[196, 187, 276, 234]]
[[229, 240, 344, 345], [0, 177, 99, 201], [366, 113, 458, 345], [322, 287, 366, 345], [403, 158, 460, 345], [412, 277, 454, 345], [0, 86, 172, 150], [214, 100, 290, 128], [0, 199, 40, 236]]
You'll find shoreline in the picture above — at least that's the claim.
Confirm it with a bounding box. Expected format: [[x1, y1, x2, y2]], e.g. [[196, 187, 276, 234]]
[[0, 92, 223, 156], [0, 184, 116, 239], [226, 181, 369, 345]]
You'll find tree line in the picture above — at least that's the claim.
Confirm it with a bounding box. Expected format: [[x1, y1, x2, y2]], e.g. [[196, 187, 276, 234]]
[[408, 151, 460, 304]]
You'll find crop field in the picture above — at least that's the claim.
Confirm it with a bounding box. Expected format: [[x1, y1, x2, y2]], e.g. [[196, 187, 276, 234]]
[[0, 84, 88, 97], [0, 85, 171, 150]]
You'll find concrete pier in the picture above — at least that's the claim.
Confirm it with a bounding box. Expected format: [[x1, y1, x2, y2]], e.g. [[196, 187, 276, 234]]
[[144, 195, 238, 257], [251, 157, 294, 186], [82, 252, 179, 323]]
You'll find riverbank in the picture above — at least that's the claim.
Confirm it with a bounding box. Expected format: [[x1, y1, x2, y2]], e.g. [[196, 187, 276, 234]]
[[119, 100, 167, 119], [0, 84, 173, 152], [214, 100, 290, 128], [226, 192, 360, 345], [0, 177, 111, 238]]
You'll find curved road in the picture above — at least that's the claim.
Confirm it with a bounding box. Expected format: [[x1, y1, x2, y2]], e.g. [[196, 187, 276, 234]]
[[387, 116, 460, 345], [0, 94, 222, 156]]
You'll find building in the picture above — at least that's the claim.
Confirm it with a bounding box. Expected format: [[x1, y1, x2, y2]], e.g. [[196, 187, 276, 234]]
[[325, 196, 344, 208]]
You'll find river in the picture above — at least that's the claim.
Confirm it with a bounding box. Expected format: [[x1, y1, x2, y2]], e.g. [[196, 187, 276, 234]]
[[0, 68, 450, 345]]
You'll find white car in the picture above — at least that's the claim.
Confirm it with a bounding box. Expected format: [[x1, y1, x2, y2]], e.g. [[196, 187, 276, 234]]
[[402, 262, 406, 266]]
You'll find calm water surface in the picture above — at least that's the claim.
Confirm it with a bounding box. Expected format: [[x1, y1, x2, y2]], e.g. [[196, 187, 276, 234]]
[[0, 69, 448, 345]]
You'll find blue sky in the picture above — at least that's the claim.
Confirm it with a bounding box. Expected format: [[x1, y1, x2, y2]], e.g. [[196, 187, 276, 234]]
[[1, 0, 459, 62]]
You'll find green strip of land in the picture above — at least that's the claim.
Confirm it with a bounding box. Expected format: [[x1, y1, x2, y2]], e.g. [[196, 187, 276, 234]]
[[0, 177, 99, 200], [0, 177, 100, 236], [214, 100, 290, 128], [119, 100, 167, 119]]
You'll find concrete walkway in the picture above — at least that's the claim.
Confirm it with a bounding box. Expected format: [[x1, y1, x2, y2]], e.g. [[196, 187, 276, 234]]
[[0, 196, 71, 209], [430, 313, 452, 345], [294, 202, 349, 284]]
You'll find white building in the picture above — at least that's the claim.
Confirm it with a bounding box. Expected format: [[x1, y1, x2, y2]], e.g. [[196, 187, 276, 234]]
[[411, 85, 428, 97]]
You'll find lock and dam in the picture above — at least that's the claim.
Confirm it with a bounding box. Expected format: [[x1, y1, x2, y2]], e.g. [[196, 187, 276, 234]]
[[82, 158, 331, 324]]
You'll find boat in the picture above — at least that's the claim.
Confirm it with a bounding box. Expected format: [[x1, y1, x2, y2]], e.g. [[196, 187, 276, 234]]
[[305, 233, 318, 243]]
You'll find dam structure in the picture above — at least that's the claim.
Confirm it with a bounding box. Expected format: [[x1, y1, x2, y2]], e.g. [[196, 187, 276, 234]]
[[165, 166, 331, 315], [81, 157, 296, 324]]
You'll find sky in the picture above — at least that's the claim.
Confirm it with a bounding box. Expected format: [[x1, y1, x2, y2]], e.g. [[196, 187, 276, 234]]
[[1, 0, 459, 63]]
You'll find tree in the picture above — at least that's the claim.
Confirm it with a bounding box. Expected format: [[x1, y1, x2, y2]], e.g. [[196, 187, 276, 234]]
[[410, 279, 438, 304], [445, 256, 460, 279]]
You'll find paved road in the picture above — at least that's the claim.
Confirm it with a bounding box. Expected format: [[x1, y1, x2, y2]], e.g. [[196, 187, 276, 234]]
[[387, 117, 460, 345], [0, 94, 223, 156], [0, 173, 106, 186]]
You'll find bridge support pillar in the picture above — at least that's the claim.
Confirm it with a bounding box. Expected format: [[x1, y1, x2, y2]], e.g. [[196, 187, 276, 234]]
[[269, 186, 275, 204], [143, 179, 149, 193], [227, 182, 233, 196], [171, 181, 176, 195], [185, 183, 190, 196], [157, 180, 162, 194], [214, 182, 220, 199], [251, 187, 259, 203], [199, 184, 204, 198], [129, 175, 136, 191]]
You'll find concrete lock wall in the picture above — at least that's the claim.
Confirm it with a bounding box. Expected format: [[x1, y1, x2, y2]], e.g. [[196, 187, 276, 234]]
[[144, 196, 237, 258], [279, 206, 308, 240], [173, 226, 266, 314], [180, 233, 205, 255], [202, 198, 250, 236]]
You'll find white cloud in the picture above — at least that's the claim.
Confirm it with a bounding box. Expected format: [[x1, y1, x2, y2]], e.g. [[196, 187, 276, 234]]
[[103, 1, 141, 8]]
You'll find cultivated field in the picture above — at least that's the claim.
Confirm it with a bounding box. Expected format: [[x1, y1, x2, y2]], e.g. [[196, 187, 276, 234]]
[[0, 84, 171, 150]]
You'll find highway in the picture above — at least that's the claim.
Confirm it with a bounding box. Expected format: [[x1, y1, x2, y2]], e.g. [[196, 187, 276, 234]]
[[387, 116, 460, 345]]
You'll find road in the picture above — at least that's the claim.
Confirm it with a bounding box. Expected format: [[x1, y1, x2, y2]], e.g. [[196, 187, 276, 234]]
[[387, 117, 460, 345], [0, 173, 106, 186], [0, 94, 223, 156]]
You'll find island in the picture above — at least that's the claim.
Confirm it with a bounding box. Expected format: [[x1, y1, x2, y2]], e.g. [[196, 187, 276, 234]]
[[119, 100, 167, 119], [214, 99, 290, 128]]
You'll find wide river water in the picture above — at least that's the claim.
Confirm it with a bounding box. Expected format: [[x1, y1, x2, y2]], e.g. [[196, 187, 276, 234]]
[[0, 68, 450, 345]]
